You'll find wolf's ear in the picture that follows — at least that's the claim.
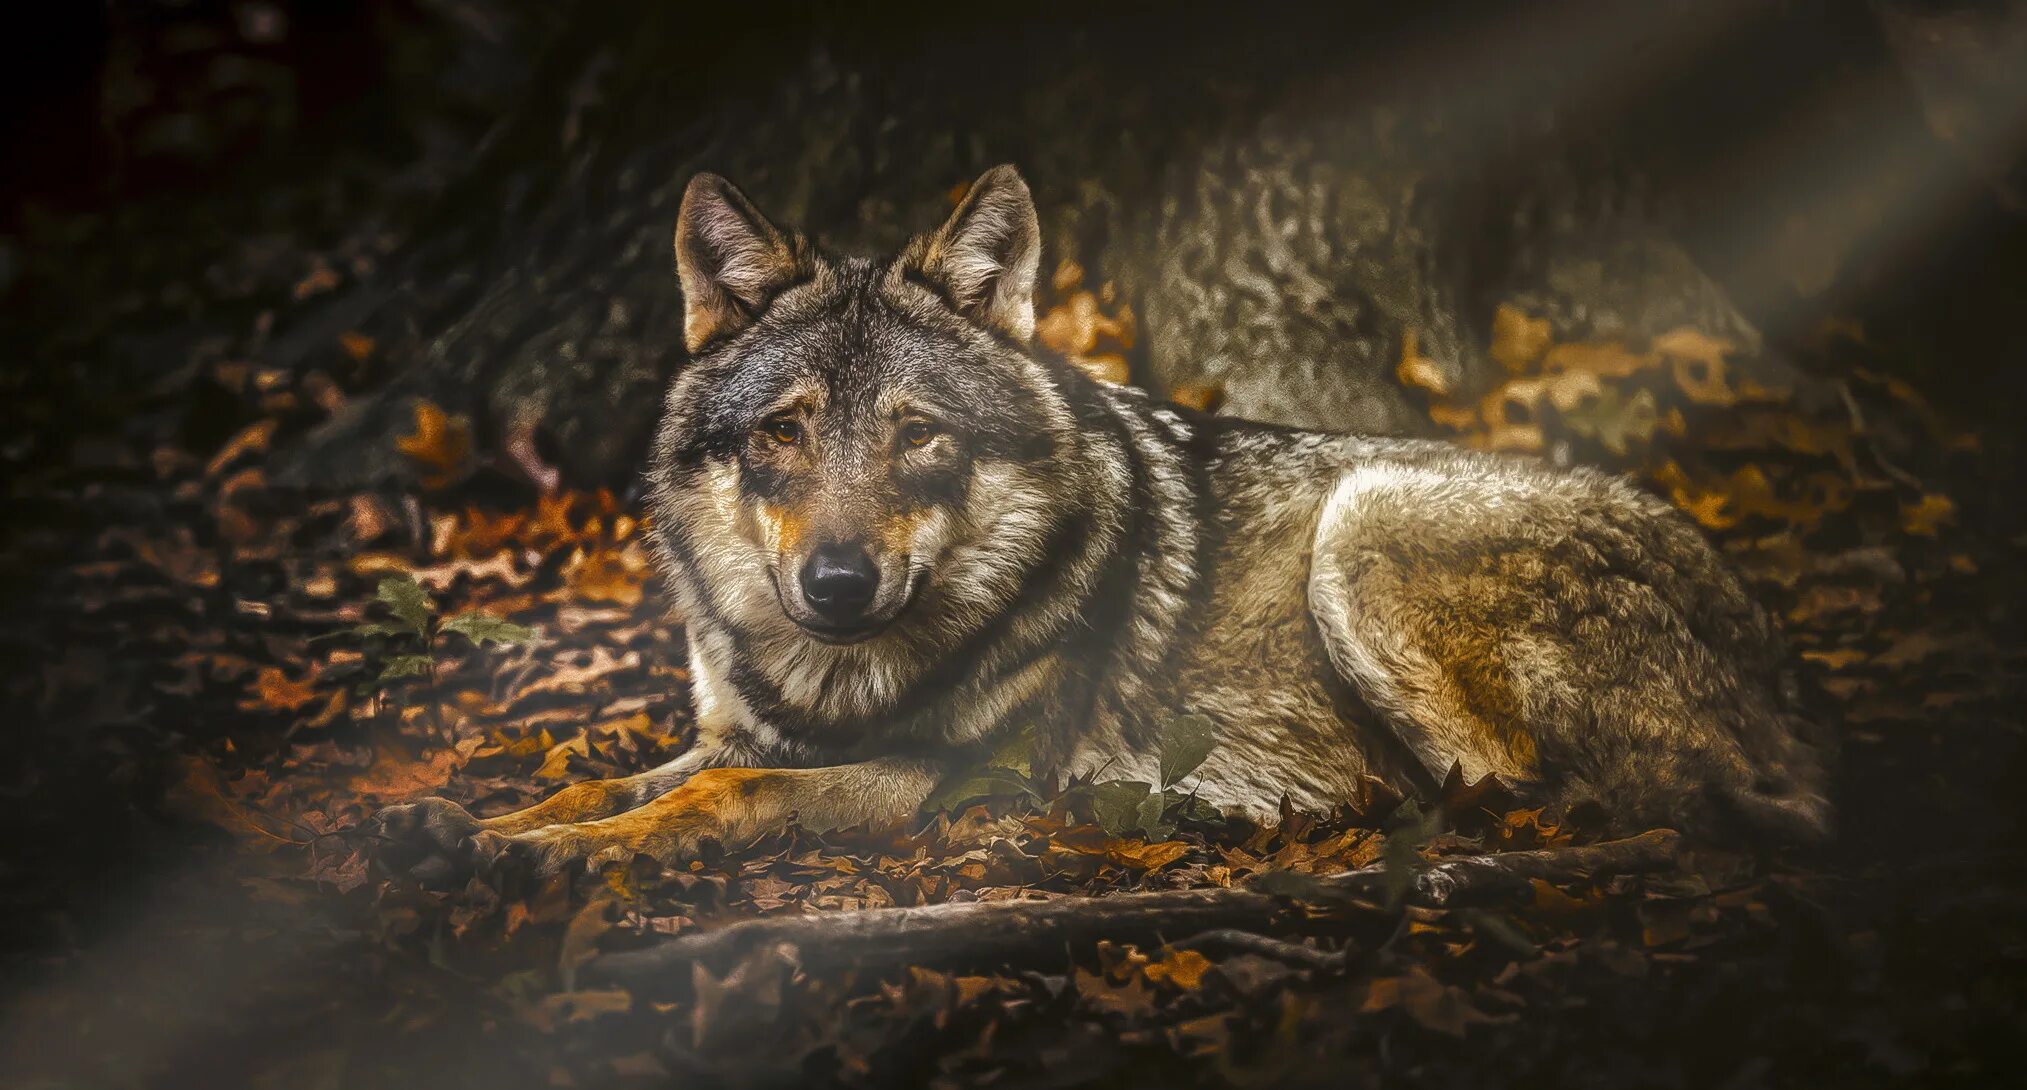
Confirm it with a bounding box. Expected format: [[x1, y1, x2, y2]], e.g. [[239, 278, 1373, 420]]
[[674, 173, 803, 354], [909, 165, 1041, 341]]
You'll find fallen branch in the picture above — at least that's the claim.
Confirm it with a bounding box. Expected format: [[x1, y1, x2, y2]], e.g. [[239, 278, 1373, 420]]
[[1172, 928, 1349, 971], [591, 830, 1678, 995]]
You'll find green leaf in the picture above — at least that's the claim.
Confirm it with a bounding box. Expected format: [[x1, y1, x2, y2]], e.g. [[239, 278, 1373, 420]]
[[1158, 713, 1217, 788], [376, 654, 435, 681], [311, 620, 415, 644], [1560, 386, 1659, 457], [441, 611, 537, 647], [1163, 789, 1224, 827], [922, 767, 1038, 813], [1381, 799, 1443, 909], [985, 723, 1038, 778], [1135, 793, 1174, 839], [375, 575, 433, 635], [1087, 780, 1152, 836]]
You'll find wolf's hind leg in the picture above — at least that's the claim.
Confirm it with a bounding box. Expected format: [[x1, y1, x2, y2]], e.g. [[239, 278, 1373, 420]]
[[1307, 464, 1832, 840], [1308, 526, 1540, 789]]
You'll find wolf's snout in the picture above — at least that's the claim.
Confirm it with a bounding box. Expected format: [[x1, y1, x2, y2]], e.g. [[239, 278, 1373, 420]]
[[799, 544, 880, 624]]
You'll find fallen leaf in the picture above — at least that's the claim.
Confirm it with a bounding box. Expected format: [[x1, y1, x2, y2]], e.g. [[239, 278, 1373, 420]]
[[396, 400, 473, 490], [1145, 948, 1213, 990]]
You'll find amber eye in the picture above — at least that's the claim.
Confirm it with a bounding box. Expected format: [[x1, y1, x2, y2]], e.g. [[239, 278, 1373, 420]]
[[763, 416, 801, 445], [899, 419, 939, 448]]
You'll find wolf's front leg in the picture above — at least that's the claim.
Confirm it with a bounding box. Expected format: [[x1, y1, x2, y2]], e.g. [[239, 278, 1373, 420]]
[[476, 758, 943, 880], [370, 744, 729, 884]]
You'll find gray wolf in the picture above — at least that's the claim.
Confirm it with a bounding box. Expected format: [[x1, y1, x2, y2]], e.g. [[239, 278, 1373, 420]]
[[374, 165, 1833, 880]]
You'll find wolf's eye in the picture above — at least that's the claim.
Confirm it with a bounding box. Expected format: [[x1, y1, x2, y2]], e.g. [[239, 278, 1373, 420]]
[[762, 416, 801, 445], [899, 419, 939, 448]]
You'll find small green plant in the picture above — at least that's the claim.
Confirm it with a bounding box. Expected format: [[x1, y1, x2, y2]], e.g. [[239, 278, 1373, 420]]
[[334, 574, 536, 733], [925, 712, 1223, 838]]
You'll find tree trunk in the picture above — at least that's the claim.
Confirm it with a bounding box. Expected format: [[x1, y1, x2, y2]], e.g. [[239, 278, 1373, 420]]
[[263, 0, 1987, 493]]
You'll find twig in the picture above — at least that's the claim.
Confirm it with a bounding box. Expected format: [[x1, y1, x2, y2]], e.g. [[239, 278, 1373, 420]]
[[590, 830, 1678, 995], [1838, 379, 1924, 492], [1173, 929, 1349, 971]]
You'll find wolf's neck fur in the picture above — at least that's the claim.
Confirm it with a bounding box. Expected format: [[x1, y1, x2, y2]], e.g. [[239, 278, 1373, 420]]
[[668, 362, 1210, 770]]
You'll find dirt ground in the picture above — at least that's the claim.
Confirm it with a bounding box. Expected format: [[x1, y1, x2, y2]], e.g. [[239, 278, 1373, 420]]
[[3, 256, 2024, 1088]]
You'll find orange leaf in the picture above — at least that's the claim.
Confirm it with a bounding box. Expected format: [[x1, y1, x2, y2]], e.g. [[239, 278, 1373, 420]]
[[1489, 304, 1551, 375], [205, 418, 279, 476], [349, 736, 482, 801], [1105, 838, 1191, 870], [240, 666, 320, 713], [339, 330, 377, 362], [396, 400, 473, 490], [1145, 948, 1213, 990]]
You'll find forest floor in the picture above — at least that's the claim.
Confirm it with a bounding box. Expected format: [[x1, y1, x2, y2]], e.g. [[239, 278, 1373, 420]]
[[3, 244, 2025, 1088]]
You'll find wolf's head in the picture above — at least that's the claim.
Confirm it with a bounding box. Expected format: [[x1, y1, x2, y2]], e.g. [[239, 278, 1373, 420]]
[[648, 166, 1110, 720]]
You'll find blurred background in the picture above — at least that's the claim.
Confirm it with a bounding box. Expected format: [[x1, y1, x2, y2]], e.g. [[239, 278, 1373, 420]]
[[6, 0, 2027, 487], [2, 3, 2025, 1087]]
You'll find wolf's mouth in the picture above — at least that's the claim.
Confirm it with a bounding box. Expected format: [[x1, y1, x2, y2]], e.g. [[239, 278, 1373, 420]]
[[773, 565, 926, 644], [793, 618, 893, 645]]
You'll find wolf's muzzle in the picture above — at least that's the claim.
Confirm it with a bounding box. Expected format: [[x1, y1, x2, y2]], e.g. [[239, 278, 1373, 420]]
[[799, 543, 881, 628]]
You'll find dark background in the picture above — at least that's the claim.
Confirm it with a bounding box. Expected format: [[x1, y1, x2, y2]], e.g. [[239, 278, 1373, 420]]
[[7, 1, 2027, 460]]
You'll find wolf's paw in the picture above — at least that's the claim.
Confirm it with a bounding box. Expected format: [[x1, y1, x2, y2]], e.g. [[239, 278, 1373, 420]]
[[368, 796, 484, 886], [474, 827, 599, 884], [477, 816, 722, 884]]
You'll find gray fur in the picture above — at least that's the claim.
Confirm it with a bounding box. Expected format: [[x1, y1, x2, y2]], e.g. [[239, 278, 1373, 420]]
[[639, 165, 1832, 842], [385, 164, 1830, 875]]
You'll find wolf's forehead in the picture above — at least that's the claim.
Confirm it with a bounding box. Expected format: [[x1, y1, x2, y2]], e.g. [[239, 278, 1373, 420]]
[[765, 283, 974, 388]]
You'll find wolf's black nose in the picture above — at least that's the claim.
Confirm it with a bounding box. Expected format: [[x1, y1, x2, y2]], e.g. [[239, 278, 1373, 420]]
[[800, 545, 880, 623]]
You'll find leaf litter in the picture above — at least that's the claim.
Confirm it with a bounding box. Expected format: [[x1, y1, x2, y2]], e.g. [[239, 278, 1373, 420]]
[[0, 288, 2022, 1089]]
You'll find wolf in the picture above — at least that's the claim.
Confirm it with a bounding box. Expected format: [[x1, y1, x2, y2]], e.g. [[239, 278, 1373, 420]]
[[373, 165, 1833, 881]]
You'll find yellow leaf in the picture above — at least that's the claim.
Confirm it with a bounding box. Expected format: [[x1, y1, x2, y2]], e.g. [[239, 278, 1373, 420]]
[[1652, 326, 1739, 406], [1802, 648, 1868, 670], [1489, 304, 1551, 375], [1105, 838, 1191, 870], [1145, 948, 1213, 990], [1541, 340, 1651, 380], [1900, 494, 1955, 537], [536, 732, 592, 779], [1397, 329, 1451, 396]]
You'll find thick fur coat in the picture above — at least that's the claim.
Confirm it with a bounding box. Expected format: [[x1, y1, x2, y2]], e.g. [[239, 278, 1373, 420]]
[[374, 166, 1832, 881]]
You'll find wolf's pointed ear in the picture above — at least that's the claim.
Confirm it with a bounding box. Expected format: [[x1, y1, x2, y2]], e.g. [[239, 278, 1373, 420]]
[[675, 173, 802, 354], [909, 165, 1041, 341]]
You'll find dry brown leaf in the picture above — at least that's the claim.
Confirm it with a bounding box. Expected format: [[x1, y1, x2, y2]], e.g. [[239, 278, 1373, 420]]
[[1900, 494, 1956, 537], [1145, 948, 1214, 990], [240, 666, 321, 713], [164, 758, 302, 846], [349, 736, 482, 800], [339, 331, 377, 362], [206, 419, 279, 476], [1073, 967, 1156, 1018], [396, 400, 473, 490], [565, 542, 650, 606], [1489, 304, 1551, 374], [1106, 838, 1191, 870], [1397, 329, 1451, 396]]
